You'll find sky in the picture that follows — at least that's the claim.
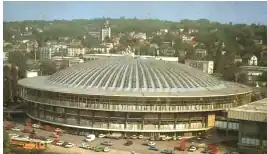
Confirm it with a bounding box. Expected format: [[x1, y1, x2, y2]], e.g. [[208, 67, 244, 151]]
[[3, 1, 267, 24]]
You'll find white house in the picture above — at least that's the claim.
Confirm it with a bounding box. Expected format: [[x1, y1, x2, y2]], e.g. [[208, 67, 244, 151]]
[[185, 60, 214, 74], [248, 55, 258, 66], [67, 45, 87, 57]]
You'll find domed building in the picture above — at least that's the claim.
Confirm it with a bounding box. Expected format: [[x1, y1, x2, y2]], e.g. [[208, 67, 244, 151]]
[[18, 56, 252, 137]]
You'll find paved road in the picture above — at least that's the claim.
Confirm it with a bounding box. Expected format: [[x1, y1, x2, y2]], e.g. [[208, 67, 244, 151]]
[[7, 122, 231, 154]]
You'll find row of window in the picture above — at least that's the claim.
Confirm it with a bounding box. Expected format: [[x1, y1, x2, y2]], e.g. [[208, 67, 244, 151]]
[[27, 96, 235, 112], [19, 87, 249, 104], [29, 113, 205, 130]]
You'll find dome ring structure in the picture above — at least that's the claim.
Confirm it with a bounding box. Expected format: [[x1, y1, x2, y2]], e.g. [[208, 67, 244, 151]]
[[18, 56, 252, 137]]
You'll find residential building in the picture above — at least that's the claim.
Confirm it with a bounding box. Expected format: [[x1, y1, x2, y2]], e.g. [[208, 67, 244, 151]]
[[51, 56, 84, 69], [39, 46, 54, 60], [67, 45, 87, 57], [89, 44, 110, 54], [26, 70, 39, 78], [239, 66, 267, 84], [234, 55, 243, 63], [195, 49, 208, 59], [228, 98, 267, 154], [101, 20, 111, 41], [182, 35, 194, 42], [248, 55, 258, 66], [88, 31, 101, 39], [185, 60, 214, 74]]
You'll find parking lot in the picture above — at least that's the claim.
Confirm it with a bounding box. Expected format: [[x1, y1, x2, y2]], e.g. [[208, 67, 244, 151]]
[[6, 122, 232, 154]]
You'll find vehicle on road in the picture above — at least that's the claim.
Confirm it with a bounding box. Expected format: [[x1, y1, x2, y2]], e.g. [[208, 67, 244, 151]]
[[149, 145, 159, 151], [188, 146, 197, 152], [138, 135, 144, 139], [54, 128, 62, 132], [32, 124, 41, 129], [131, 135, 137, 139], [101, 140, 113, 146], [64, 143, 75, 148], [86, 134, 96, 142], [103, 147, 110, 152], [124, 140, 133, 146], [147, 141, 156, 146], [9, 133, 19, 138], [98, 134, 105, 138], [177, 136, 182, 140], [161, 149, 175, 154], [18, 135, 30, 140], [11, 127, 21, 131], [55, 141, 64, 146]]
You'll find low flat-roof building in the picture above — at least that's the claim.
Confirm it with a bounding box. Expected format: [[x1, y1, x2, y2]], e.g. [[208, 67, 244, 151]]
[[228, 98, 267, 154]]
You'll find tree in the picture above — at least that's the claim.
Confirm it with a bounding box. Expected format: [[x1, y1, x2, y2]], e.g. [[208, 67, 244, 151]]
[[258, 71, 267, 81], [8, 51, 28, 78], [40, 60, 57, 75], [3, 129, 11, 154]]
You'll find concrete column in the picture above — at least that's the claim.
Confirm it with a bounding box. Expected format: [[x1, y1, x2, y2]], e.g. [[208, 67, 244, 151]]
[[202, 113, 205, 128], [259, 122, 263, 148], [64, 108, 67, 124], [174, 114, 177, 129], [92, 111, 95, 127], [52, 106, 56, 121], [188, 114, 191, 129], [107, 112, 110, 129], [77, 110, 80, 125], [158, 113, 161, 130], [141, 114, 144, 130], [226, 117, 229, 136], [238, 121, 243, 145], [37, 104, 40, 118], [124, 113, 128, 129]]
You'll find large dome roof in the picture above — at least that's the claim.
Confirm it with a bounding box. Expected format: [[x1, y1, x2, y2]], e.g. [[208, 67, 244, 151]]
[[47, 56, 226, 93]]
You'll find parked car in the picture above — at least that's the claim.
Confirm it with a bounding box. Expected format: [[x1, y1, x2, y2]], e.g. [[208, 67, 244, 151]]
[[188, 146, 197, 152], [103, 147, 110, 152], [148, 141, 156, 146], [11, 127, 21, 131], [64, 143, 75, 148], [18, 135, 29, 140], [54, 128, 62, 132], [177, 136, 182, 140], [161, 149, 175, 154], [98, 134, 106, 138], [101, 140, 113, 146], [149, 145, 159, 151], [9, 133, 19, 138], [56, 141, 64, 146], [124, 140, 133, 146], [32, 124, 41, 129], [131, 135, 137, 139], [138, 135, 144, 139], [44, 138, 53, 144], [172, 136, 177, 140]]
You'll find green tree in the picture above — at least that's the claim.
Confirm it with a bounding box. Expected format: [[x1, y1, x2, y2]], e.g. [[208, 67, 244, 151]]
[[3, 129, 11, 154], [40, 60, 57, 75], [259, 71, 267, 81], [8, 51, 28, 78]]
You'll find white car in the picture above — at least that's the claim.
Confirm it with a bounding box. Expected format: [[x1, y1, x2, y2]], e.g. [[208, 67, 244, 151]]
[[9, 133, 19, 138], [131, 135, 137, 139], [65, 143, 75, 148], [138, 135, 144, 139], [11, 127, 21, 131], [148, 142, 156, 146], [103, 147, 110, 152], [18, 135, 30, 140], [56, 141, 64, 146], [188, 146, 197, 152], [32, 124, 41, 129], [177, 136, 182, 140], [45, 138, 53, 144], [98, 134, 106, 138], [172, 136, 177, 140]]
